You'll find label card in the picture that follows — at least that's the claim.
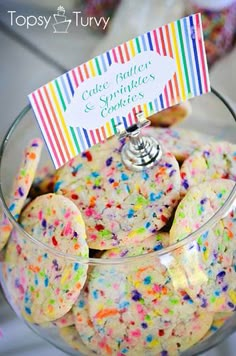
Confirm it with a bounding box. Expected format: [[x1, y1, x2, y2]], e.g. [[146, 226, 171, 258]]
[[29, 13, 210, 169]]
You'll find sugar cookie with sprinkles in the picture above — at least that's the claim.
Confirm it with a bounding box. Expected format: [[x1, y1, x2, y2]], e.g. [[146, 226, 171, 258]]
[[156, 309, 213, 356], [102, 232, 170, 258], [29, 163, 56, 199], [200, 312, 234, 342], [55, 136, 181, 250], [86, 247, 213, 355], [148, 101, 192, 128], [38, 310, 75, 328], [73, 236, 169, 354], [74, 281, 212, 355], [180, 141, 236, 196], [3, 194, 89, 323], [170, 179, 236, 312], [59, 325, 95, 355], [142, 127, 213, 162], [0, 138, 43, 251], [73, 286, 109, 355], [170, 179, 235, 243]]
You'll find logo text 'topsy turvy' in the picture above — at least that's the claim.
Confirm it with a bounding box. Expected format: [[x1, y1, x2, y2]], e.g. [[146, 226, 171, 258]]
[[7, 6, 110, 33]]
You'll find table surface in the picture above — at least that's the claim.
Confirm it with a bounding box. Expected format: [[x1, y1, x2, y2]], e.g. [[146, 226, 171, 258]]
[[0, 1, 236, 355]]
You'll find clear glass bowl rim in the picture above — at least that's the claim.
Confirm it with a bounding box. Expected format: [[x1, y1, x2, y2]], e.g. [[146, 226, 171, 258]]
[[0, 88, 236, 265]]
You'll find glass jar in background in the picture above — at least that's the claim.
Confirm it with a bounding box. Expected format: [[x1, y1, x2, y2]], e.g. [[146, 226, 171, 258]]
[[185, 0, 236, 66]]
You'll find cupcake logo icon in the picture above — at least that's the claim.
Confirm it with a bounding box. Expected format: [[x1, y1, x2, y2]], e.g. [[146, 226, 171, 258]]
[[52, 6, 71, 33]]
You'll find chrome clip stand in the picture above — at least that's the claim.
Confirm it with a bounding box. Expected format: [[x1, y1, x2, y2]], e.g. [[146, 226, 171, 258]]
[[119, 112, 162, 171]]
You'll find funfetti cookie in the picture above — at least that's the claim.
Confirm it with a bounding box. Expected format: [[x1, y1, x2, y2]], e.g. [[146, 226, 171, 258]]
[[55, 136, 181, 250], [170, 179, 236, 312], [148, 101, 192, 127], [38, 310, 75, 328], [102, 232, 170, 258], [3, 194, 89, 323], [59, 325, 95, 355], [87, 239, 190, 352], [73, 286, 109, 355], [180, 141, 236, 196], [170, 179, 235, 243], [0, 138, 43, 251], [74, 282, 212, 355], [86, 245, 212, 355], [29, 163, 56, 199], [158, 310, 213, 355], [200, 312, 234, 342], [73, 235, 169, 355], [142, 127, 213, 162]]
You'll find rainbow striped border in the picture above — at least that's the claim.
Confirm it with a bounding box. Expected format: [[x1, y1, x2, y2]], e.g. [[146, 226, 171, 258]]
[[29, 13, 210, 169]]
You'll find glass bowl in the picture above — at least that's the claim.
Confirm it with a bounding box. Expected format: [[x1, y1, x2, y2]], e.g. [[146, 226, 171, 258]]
[[0, 88, 236, 356]]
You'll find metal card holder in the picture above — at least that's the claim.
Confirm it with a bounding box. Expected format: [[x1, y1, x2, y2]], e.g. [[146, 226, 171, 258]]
[[117, 112, 162, 171]]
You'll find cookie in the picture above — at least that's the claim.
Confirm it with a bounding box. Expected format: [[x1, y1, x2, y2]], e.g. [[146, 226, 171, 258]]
[[73, 235, 170, 355], [0, 138, 43, 251], [180, 141, 236, 196], [86, 249, 212, 355], [74, 283, 212, 355], [170, 179, 236, 312], [38, 310, 74, 328], [158, 310, 213, 355], [148, 101, 192, 127], [142, 127, 213, 162], [29, 163, 56, 199], [59, 326, 94, 354], [3, 194, 89, 323], [201, 312, 234, 342], [55, 136, 181, 250], [73, 286, 106, 355], [102, 232, 170, 258], [170, 179, 235, 242]]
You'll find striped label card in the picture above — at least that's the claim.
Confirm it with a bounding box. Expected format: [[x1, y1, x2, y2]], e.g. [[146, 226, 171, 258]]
[[29, 13, 210, 169]]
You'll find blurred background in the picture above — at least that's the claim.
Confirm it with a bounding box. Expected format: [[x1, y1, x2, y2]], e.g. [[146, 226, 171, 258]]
[[0, 0, 236, 355]]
